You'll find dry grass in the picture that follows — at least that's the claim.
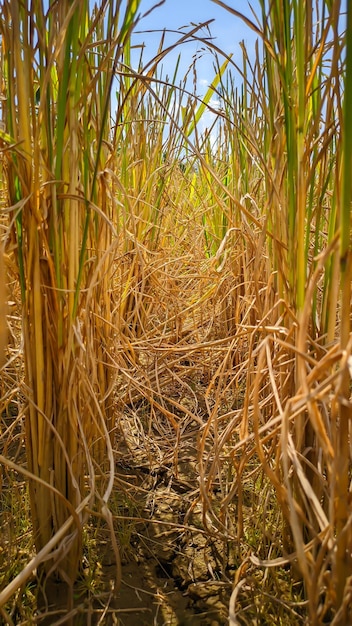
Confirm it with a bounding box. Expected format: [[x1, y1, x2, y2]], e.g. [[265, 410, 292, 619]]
[[0, 0, 351, 624]]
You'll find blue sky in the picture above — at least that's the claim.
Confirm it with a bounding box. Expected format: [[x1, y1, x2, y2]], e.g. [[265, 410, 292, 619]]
[[129, 0, 261, 91], [117, 1, 262, 140]]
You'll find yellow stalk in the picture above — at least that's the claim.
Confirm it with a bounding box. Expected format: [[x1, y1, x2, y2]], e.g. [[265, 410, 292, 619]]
[[0, 248, 7, 369]]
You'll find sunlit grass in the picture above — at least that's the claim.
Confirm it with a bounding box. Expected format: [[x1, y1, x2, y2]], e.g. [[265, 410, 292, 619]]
[[0, 0, 351, 624]]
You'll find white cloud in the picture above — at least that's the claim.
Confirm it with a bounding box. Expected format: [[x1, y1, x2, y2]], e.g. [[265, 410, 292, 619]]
[[209, 97, 221, 110]]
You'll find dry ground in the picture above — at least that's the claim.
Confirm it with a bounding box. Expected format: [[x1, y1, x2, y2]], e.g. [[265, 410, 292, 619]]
[[1, 401, 231, 625]]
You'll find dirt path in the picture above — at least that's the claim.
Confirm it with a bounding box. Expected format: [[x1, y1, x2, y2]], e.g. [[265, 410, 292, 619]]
[[36, 459, 231, 625], [91, 413, 233, 626], [1, 405, 233, 624], [99, 456, 231, 625]]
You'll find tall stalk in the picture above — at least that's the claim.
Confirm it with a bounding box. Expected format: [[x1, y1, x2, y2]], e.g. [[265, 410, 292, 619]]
[[212, 0, 347, 620], [334, 0, 352, 613], [0, 249, 6, 369], [0, 0, 141, 584]]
